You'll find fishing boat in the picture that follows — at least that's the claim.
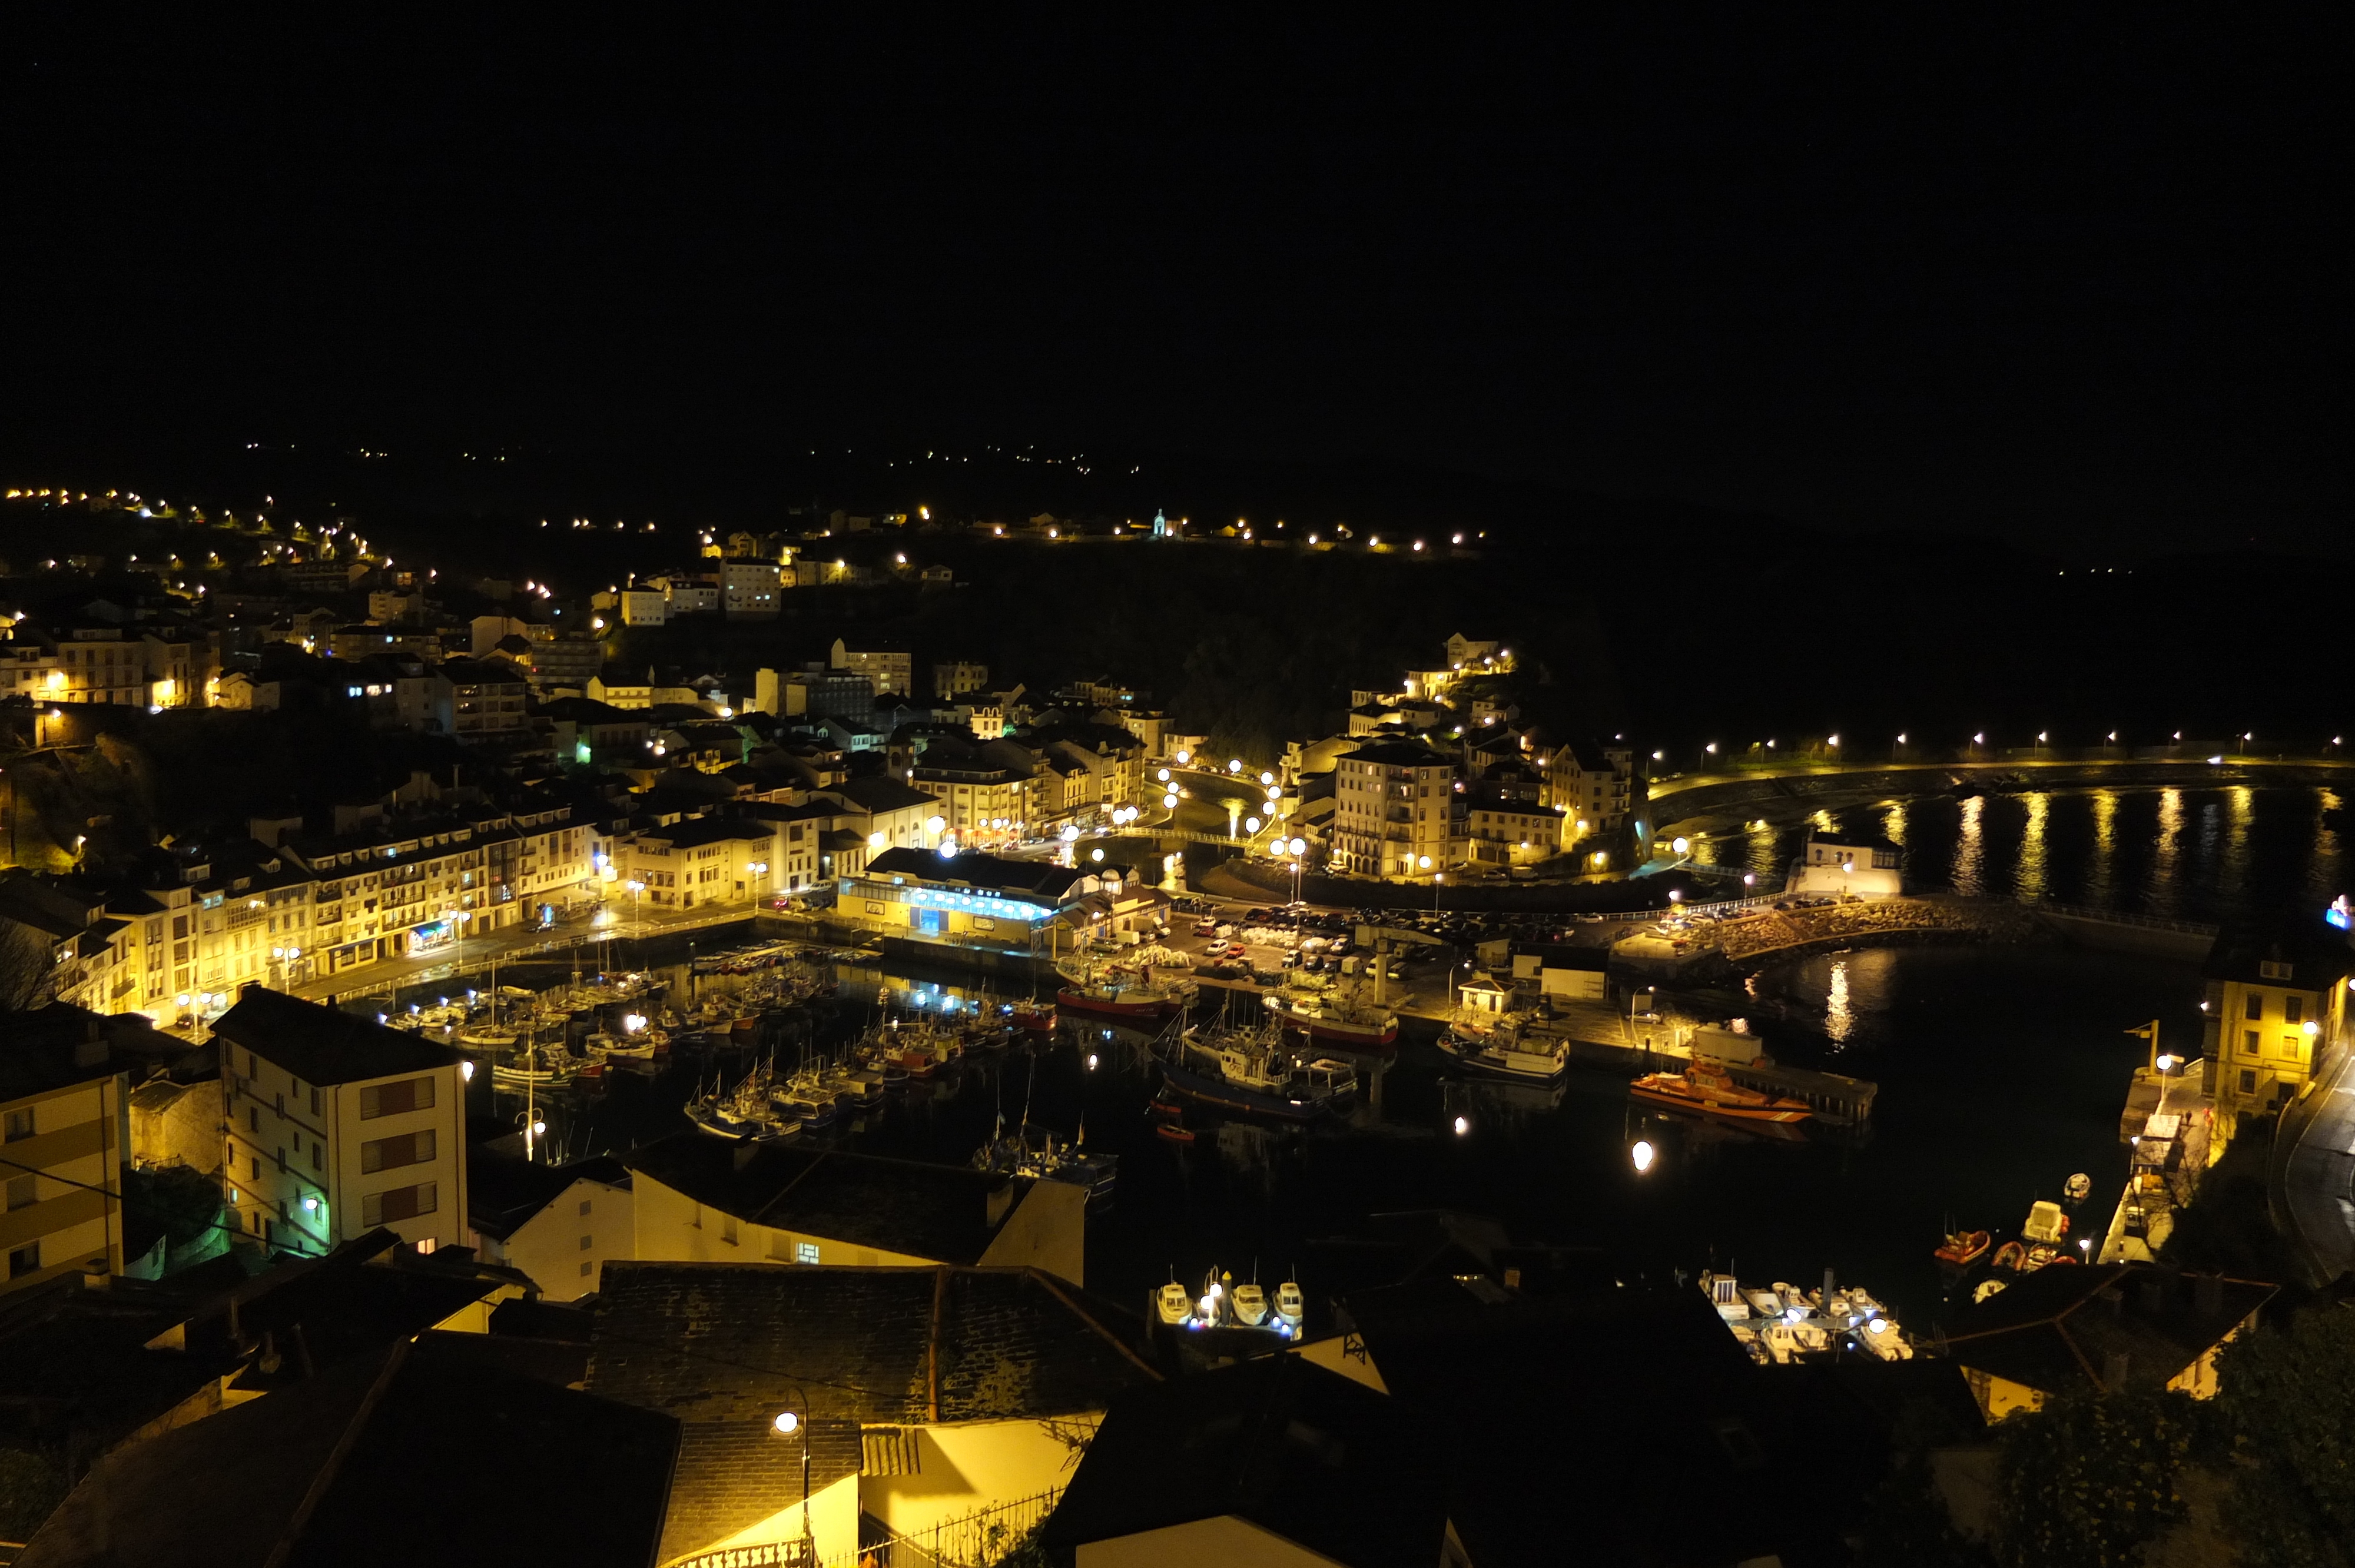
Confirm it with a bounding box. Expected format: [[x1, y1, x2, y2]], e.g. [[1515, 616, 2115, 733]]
[[1155, 1280, 1193, 1324], [1435, 1018, 1569, 1085], [1263, 985, 1400, 1052], [1006, 999, 1058, 1033], [1162, 1022, 1337, 1122], [1273, 1280, 1305, 1331], [1156, 1121, 1196, 1143], [1056, 957, 1192, 1020], [973, 1125, 1119, 1208], [1934, 1230, 1992, 1267], [2064, 1171, 2093, 1204], [1630, 1059, 1812, 1125], [490, 1044, 570, 1089]]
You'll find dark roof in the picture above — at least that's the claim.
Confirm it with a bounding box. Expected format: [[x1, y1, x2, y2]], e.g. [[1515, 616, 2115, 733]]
[[1517, 940, 1608, 972], [636, 815, 768, 851], [587, 1261, 1158, 1425], [1338, 741, 1455, 768], [2204, 913, 2355, 987], [827, 775, 938, 813], [17, 1335, 678, 1568], [658, 1417, 861, 1564], [622, 1132, 1023, 1264], [864, 846, 1088, 901], [1336, 1280, 1846, 1566], [1941, 1263, 2276, 1396], [436, 656, 527, 686], [467, 1152, 630, 1242], [1806, 828, 1903, 855], [1043, 1355, 1444, 1568], [213, 986, 462, 1087], [0, 1003, 141, 1103]]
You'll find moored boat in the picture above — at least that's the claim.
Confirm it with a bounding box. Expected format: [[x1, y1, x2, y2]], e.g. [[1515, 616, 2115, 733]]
[[1436, 1020, 1569, 1085], [1264, 986, 1399, 1052], [1631, 1059, 1812, 1125], [1934, 1230, 1992, 1267]]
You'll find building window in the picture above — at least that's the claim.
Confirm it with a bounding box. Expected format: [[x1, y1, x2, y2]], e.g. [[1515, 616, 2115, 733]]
[[2245, 994, 2265, 1020], [361, 1181, 437, 1227], [2240, 1069, 2258, 1094], [2, 1109, 31, 1143], [5, 1175, 35, 1212], [310, 1087, 322, 1116], [358, 1077, 436, 1119], [721, 1214, 738, 1245], [312, 1144, 323, 1172], [361, 1129, 436, 1174], [2285, 996, 2304, 1025], [8, 1243, 38, 1279], [796, 1241, 821, 1265], [580, 1260, 593, 1278], [2245, 1031, 2260, 1054], [2260, 960, 2293, 981]]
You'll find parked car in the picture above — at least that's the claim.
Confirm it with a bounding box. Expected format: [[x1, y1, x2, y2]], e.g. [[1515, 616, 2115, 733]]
[[1195, 920, 1219, 936]]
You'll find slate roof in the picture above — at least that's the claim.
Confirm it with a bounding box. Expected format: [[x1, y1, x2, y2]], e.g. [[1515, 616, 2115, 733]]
[[1336, 1280, 1846, 1566], [2204, 913, 2355, 987], [1338, 740, 1455, 768], [622, 1132, 1019, 1264], [467, 1152, 630, 1242], [1043, 1354, 1443, 1568], [827, 775, 938, 813], [17, 1335, 678, 1568], [587, 1262, 1158, 1426], [659, 1418, 862, 1564], [864, 846, 1088, 901], [213, 986, 462, 1087], [1939, 1262, 2275, 1396]]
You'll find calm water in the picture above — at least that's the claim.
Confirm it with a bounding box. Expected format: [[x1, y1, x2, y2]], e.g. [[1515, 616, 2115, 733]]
[[460, 785, 2344, 1334], [1687, 783, 2347, 923]]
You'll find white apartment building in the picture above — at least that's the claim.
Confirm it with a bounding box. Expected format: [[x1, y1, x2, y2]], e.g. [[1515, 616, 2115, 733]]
[[1331, 742, 1464, 879], [0, 1022, 125, 1300], [215, 987, 469, 1258], [722, 559, 781, 619]]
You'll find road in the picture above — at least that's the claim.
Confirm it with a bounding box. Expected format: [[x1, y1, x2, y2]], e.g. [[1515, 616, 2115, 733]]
[[288, 901, 770, 1004], [2277, 1036, 2355, 1285]]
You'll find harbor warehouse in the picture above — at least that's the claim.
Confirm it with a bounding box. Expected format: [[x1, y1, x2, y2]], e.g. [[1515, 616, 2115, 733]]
[[839, 848, 1165, 950]]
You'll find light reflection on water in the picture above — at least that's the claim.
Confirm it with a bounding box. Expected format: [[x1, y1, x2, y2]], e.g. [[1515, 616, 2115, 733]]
[[1685, 784, 2344, 926], [2016, 793, 2048, 902], [1953, 796, 1985, 895], [1824, 959, 1855, 1049]]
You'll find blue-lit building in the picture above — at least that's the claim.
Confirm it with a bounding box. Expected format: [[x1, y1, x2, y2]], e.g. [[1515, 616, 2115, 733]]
[[839, 847, 1164, 956]]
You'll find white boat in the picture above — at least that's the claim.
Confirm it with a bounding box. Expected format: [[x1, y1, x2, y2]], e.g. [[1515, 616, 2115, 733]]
[[1274, 1280, 1304, 1328], [1436, 1017, 1568, 1084], [1697, 1270, 1912, 1364], [1232, 1283, 1269, 1327], [1155, 1280, 1192, 1325]]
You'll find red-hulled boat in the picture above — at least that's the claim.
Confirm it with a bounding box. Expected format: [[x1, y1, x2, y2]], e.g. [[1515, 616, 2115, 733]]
[[1007, 999, 1059, 1032]]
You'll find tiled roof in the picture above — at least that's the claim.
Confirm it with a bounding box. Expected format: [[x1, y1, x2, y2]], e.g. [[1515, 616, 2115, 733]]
[[1339, 741, 1455, 768], [587, 1261, 1158, 1426], [658, 1418, 862, 1564], [826, 775, 938, 813], [213, 987, 461, 1087], [863, 848, 1087, 900]]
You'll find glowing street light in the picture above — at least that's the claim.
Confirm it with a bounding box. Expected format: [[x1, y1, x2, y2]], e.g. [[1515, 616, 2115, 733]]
[[1631, 1140, 1656, 1173]]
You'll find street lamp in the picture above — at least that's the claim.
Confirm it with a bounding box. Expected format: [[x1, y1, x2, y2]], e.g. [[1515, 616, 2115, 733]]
[[772, 1393, 816, 1559]]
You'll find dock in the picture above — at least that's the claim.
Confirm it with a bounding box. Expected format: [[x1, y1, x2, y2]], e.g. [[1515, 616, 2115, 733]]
[[2097, 1059, 2214, 1264]]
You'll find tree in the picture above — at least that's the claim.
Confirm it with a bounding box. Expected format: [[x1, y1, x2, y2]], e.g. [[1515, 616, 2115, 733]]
[[1992, 1385, 2198, 1568], [0, 1446, 68, 1542], [2213, 1308, 2355, 1567], [0, 919, 61, 1012]]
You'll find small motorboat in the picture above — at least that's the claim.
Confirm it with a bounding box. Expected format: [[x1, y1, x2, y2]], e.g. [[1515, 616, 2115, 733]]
[[1148, 1095, 1184, 1119], [1991, 1240, 2028, 1272], [1273, 1280, 1305, 1330], [2064, 1171, 2093, 1204], [1156, 1122, 1196, 1144], [1232, 1282, 1269, 1327], [1934, 1230, 1992, 1267], [2022, 1200, 2070, 1243], [1155, 1280, 1192, 1325], [1973, 1277, 2009, 1303]]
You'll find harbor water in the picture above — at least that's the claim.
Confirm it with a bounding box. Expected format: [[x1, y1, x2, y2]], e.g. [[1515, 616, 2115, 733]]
[[442, 783, 2343, 1333]]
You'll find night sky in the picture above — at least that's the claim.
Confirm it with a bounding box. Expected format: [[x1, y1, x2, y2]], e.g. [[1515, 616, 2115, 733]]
[[4, 14, 2341, 552]]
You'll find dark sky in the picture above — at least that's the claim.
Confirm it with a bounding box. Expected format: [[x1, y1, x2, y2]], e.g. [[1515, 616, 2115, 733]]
[[4, 13, 2342, 550]]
